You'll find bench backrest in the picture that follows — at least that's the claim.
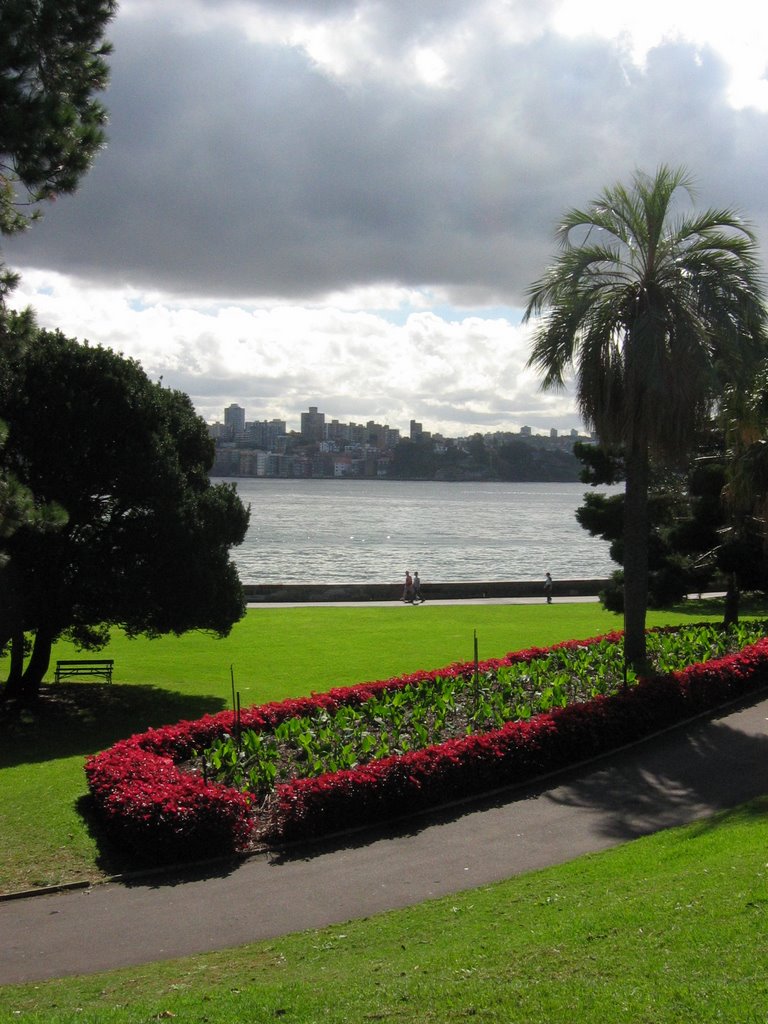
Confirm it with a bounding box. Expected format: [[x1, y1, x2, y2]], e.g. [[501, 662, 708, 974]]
[[56, 659, 114, 666]]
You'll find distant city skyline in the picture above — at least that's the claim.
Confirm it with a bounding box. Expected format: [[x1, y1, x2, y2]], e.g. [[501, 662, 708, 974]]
[[210, 403, 589, 481], [211, 402, 588, 441]]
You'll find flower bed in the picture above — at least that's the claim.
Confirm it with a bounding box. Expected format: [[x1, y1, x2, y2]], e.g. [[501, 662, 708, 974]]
[[85, 630, 768, 863]]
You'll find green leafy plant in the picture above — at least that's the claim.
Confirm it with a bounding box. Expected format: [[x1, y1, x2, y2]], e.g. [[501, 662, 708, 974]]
[[201, 621, 768, 797]]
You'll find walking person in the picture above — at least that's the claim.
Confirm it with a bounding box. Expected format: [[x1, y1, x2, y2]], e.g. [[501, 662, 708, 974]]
[[412, 571, 424, 604], [544, 571, 553, 604], [402, 570, 414, 603]]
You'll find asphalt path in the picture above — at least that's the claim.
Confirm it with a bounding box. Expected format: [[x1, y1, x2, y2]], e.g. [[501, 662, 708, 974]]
[[3, 692, 768, 985]]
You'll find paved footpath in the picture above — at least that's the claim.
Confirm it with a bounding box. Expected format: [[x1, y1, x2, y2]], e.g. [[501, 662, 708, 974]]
[[3, 694, 768, 985]]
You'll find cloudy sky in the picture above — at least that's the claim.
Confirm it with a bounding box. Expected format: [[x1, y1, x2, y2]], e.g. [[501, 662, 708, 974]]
[[7, 0, 768, 436]]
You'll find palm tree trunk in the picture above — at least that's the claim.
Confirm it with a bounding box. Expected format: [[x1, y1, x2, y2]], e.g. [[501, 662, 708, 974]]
[[623, 439, 650, 672], [723, 573, 739, 627]]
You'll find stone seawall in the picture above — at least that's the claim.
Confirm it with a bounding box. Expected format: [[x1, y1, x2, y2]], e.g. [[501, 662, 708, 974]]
[[243, 578, 608, 604]]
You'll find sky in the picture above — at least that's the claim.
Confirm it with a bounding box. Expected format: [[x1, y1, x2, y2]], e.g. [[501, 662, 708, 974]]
[[7, 0, 768, 437]]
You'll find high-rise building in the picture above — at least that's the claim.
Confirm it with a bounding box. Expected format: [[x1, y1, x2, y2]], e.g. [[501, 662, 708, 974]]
[[301, 406, 325, 442], [224, 403, 246, 439], [248, 418, 287, 450]]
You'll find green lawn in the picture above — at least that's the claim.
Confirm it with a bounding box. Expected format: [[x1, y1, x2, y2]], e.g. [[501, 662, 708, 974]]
[[44, 601, 632, 698], [39, 598, 731, 699], [0, 600, 742, 894], [1, 797, 766, 1022], [2, 599, 767, 1021]]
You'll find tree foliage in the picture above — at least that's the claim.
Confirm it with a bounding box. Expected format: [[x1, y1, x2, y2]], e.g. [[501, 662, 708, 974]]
[[0, 309, 45, 556], [0, 0, 116, 240], [0, 1, 116, 563], [525, 165, 768, 669], [0, 328, 250, 702], [574, 442, 715, 611], [575, 433, 768, 622]]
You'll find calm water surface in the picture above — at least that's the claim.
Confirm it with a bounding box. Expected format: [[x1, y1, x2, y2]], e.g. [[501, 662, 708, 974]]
[[224, 479, 618, 585]]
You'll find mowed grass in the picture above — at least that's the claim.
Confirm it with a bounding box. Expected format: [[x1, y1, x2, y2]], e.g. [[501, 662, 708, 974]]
[[1, 797, 767, 1022], [0, 599, 746, 894], [41, 601, 633, 698]]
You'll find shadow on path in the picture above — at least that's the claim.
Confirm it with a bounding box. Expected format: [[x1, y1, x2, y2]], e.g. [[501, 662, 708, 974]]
[[546, 711, 768, 843]]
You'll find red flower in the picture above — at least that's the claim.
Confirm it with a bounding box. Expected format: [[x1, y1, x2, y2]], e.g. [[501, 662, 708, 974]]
[[86, 630, 768, 857]]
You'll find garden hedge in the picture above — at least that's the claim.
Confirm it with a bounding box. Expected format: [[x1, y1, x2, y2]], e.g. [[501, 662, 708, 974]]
[[85, 631, 768, 863]]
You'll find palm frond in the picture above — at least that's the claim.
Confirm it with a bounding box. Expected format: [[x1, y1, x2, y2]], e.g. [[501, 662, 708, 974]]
[[525, 164, 768, 460]]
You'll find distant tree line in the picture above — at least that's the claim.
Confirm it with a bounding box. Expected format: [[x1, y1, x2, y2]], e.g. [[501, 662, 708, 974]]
[[387, 435, 582, 482]]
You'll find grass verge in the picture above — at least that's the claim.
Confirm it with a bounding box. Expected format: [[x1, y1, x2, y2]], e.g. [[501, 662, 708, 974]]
[[1, 797, 767, 1022]]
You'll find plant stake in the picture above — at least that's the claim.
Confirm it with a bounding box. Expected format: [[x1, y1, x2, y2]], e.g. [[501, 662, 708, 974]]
[[473, 629, 480, 712]]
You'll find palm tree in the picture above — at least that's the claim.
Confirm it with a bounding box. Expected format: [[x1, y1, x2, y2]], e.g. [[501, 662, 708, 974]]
[[524, 165, 768, 669]]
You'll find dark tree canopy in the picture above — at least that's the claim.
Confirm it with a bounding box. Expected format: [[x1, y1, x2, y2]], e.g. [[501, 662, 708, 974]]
[[0, 308, 45, 557], [0, 0, 116, 301], [575, 446, 712, 612], [0, 0, 116, 233], [0, 327, 250, 701], [574, 437, 768, 621], [0, 4, 117, 666]]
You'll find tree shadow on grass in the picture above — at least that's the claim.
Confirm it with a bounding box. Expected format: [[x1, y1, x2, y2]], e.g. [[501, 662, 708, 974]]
[[662, 595, 768, 620], [0, 682, 226, 768]]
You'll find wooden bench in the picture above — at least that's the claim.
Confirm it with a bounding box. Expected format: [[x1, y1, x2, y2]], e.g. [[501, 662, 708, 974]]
[[54, 659, 114, 684]]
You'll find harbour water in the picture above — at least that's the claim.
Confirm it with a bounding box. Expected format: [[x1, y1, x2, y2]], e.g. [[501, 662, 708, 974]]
[[223, 478, 619, 585]]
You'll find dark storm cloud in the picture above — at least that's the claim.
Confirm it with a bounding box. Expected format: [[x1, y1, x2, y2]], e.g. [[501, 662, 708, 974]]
[[7, 4, 768, 306]]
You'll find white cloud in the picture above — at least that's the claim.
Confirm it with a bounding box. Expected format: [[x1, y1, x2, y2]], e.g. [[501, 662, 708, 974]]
[[552, 0, 768, 109], [6, 0, 768, 435], [11, 269, 573, 436]]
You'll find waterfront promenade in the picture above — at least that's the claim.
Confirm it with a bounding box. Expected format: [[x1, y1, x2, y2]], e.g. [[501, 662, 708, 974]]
[[244, 577, 608, 604]]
